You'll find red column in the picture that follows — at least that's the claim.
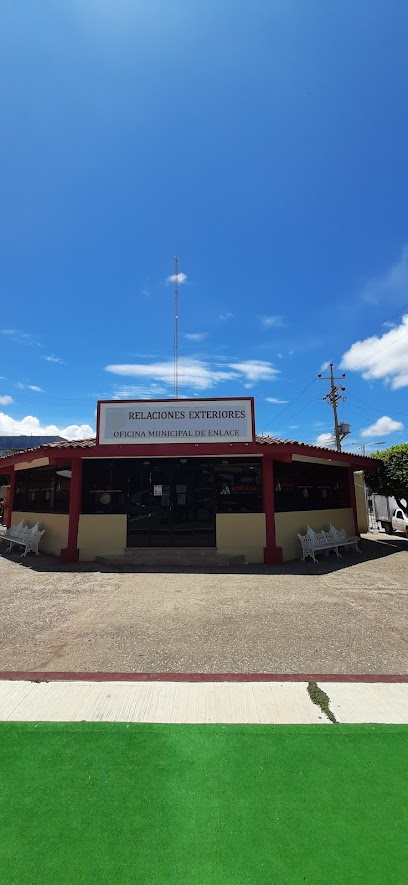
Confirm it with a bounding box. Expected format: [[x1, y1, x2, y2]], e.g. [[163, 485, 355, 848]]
[[263, 456, 283, 564], [5, 467, 16, 528], [60, 458, 83, 562], [348, 467, 359, 536]]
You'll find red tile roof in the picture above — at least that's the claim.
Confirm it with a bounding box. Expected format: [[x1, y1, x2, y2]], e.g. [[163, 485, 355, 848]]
[[1, 434, 373, 461], [12, 437, 97, 455], [255, 435, 374, 459]]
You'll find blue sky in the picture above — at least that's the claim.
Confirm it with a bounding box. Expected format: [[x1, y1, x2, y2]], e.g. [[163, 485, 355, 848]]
[[1, 0, 408, 449]]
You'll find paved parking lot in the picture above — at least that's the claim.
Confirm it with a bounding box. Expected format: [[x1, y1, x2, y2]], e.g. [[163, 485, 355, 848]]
[[0, 534, 407, 674]]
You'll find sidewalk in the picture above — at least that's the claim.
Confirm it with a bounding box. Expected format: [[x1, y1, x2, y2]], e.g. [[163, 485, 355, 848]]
[[1, 674, 407, 723]]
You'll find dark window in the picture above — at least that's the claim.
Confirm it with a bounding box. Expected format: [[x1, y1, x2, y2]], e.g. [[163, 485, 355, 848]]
[[14, 466, 71, 513], [214, 462, 262, 513], [82, 460, 127, 514], [274, 461, 350, 512], [81, 458, 263, 515]]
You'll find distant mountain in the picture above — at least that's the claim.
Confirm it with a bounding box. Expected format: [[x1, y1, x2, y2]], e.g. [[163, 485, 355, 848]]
[[0, 435, 66, 457]]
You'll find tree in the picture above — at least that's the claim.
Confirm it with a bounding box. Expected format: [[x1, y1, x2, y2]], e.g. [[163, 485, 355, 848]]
[[365, 442, 408, 513]]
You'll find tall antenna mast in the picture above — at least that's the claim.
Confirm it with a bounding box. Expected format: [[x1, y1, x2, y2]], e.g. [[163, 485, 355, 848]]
[[174, 255, 179, 399]]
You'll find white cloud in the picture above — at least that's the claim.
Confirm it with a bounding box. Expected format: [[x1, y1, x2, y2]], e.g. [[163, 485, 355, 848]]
[[0, 395, 13, 405], [265, 397, 289, 404], [16, 383, 44, 392], [166, 272, 187, 284], [315, 432, 335, 448], [361, 416, 404, 438], [361, 244, 408, 304], [184, 333, 207, 342], [0, 413, 94, 440], [228, 360, 279, 383], [320, 361, 331, 372], [44, 355, 64, 364], [0, 329, 37, 347], [113, 383, 167, 400], [261, 315, 283, 328], [106, 359, 237, 390], [340, 314, 408, 389], [218, 312, 233, 321], [105, 357, 279, 391], [61, 424, 94, 440], [1, 329, 30, 339]]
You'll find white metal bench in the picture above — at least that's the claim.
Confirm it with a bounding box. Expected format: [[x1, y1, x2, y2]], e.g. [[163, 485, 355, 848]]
[[327, 524, 360, 555], [0, 520, 27, 548], [298, 525, 360, 563], [0, 521, 45, 557]]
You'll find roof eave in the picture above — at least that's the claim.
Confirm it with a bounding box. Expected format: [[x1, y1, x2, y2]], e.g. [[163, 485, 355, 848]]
[[0, 437, 379, 471]]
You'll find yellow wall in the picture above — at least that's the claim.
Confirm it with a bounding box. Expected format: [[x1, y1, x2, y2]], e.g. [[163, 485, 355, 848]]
[[354, 473, 368, 533], [11, 511, 69, 556], [275, 508, 355, 562], [77, 514, 127, 561], [216, 513, 266, 563], [292, 455, 350, 467], [15, 457, 50, 471]]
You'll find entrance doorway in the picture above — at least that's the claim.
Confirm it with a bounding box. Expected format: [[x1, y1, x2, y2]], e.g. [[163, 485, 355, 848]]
[[127, 460, 216, 547]]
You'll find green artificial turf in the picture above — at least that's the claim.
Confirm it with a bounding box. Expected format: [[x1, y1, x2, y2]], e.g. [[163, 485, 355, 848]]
[[0, 723, 407, 884]]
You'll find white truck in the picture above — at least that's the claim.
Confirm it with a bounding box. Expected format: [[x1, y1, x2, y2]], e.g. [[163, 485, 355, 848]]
[[370, 494, 408, 535]]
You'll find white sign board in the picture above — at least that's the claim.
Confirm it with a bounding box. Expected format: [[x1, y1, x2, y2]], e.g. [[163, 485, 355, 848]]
[[97, 398, 254, 445]]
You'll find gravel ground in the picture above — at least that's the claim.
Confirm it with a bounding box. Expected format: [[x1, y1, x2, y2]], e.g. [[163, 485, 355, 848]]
[[0, 533, 407, 674]]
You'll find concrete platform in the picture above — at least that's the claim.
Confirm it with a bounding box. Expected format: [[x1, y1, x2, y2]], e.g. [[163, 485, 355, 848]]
[[0, 680, 325, 724], [0, 678, 407, 724], [97, 547, 246, 567], [325, 681, 408, 724]]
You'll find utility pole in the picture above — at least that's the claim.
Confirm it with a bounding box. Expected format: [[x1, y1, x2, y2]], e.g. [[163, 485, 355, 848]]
[[173, 256, 179, 399], [318, 363, 346, 452]]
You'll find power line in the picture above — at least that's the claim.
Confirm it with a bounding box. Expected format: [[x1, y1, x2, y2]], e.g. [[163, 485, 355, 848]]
[[262, 378, 318, 432], [308, 306, 408, 440], [345, 329, 408, 373], [263, 303, 408, 438], [358, 301, 408, 341], [346, 402, 393, 429], [347, 393, 408, 420], [330, 301, 408, 368], [260, 396, 319, 436]]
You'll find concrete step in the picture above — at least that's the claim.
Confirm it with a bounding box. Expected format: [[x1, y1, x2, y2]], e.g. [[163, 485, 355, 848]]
[[96, 547, 246, 567]]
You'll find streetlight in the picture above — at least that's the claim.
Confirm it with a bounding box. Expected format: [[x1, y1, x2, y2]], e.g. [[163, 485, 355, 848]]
[[350, 441, 385, 456]]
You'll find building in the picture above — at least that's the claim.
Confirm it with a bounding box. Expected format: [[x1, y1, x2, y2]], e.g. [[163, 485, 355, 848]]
[[0, 435, 65, 458], [0, 397, 374, 564]]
